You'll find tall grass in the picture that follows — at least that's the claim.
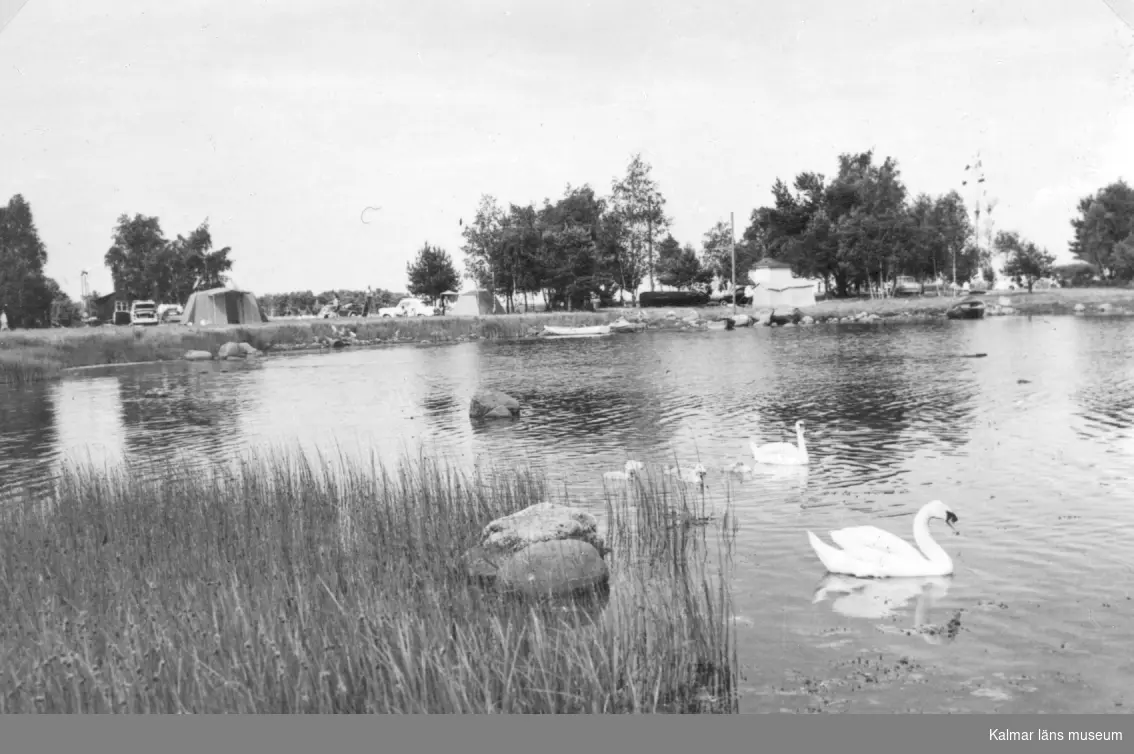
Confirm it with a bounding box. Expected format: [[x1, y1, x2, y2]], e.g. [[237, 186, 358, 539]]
[[0, 449, 737, 713]]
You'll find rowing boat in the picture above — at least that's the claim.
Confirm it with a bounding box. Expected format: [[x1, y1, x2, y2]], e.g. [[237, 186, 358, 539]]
[[543, 324, 612, 337]]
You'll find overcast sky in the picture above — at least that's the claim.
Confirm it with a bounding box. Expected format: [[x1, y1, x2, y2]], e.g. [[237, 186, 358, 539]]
[[2, 0, 1133, 300]]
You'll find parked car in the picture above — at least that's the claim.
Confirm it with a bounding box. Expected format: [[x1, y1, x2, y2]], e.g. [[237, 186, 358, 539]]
[[891, 276, 923, 296], [130, 300, 159, 326], [379, 298, 436, 317]]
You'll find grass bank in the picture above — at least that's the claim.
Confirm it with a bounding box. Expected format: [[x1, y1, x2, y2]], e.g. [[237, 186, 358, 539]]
[[0, 312, 626, 384], [800, 286, 1134, 320], [4, 287, 1132, 385], [0, 450, 737, 713]]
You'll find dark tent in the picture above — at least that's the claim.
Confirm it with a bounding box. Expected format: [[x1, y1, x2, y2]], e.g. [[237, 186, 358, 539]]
[[182, 288, 268, 326]]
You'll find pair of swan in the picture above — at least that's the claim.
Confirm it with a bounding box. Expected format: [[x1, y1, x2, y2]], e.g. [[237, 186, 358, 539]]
[[807, 500, 960, 578], [602, 460, 707, 486]]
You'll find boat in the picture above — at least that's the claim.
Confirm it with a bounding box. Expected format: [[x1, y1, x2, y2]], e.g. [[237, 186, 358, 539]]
[[945, 300, 986, 320], [542, 324, 612, 338]]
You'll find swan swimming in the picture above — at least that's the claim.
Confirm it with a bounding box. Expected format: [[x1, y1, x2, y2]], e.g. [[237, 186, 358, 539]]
[[751, 420, 809, 466], [603, 460, 645, 482], [806, 500, 960, 578], [664, 463, 707, 485]]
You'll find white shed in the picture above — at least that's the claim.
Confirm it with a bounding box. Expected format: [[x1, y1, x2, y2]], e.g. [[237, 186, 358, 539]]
[[747, 258, 817, 309]]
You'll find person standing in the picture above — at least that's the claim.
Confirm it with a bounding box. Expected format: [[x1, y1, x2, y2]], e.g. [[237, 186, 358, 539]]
[[0, 308, 8, 331]]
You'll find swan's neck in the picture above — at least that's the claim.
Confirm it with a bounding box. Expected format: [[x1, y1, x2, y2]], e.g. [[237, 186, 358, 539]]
[[795, 426, 807, 454], [912, 510, 950, 566]]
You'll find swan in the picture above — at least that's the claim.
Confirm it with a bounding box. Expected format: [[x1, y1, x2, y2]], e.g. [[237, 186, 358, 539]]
[[806, 500, 960, 578], [603, 460, 645, 482], [664, 463, 707, 485], [751, 420, 809, 465], [724, 461, 753, 475]]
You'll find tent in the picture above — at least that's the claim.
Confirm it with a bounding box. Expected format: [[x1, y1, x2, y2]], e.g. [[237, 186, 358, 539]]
[[747, 257, 817, 309], [447, 290, 505, 317], [182, 287, 268, 326]]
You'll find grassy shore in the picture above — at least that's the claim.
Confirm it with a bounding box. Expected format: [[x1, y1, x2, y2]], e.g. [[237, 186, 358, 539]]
[[0, 312, 620, 385], [0, 450, 737, 713], [3, 287, 1133, 385]]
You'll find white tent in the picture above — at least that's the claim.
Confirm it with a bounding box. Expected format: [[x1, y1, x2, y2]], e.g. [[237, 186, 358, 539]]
[[747, 258, 817, 309], [447, 290, 505, 317]]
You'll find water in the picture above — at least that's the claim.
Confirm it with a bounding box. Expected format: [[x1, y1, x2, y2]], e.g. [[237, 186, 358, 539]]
[[3, 315, 1133, 713]]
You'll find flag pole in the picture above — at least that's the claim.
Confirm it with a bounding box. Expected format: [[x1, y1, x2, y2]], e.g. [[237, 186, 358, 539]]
[[731, 212, 737, 316]]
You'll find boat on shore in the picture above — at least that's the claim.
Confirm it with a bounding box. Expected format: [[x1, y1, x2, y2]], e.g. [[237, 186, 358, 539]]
[[945, 300, 986, 320], [542, 324, 612, 338]]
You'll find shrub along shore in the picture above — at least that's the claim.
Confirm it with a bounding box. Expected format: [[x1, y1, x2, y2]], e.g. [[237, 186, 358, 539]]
[[2, 287, 1133, 386], [0, 451, 738, 713]]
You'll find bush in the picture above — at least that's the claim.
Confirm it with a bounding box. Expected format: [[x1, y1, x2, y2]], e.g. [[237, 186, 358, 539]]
[[639, 291, 710, 308]]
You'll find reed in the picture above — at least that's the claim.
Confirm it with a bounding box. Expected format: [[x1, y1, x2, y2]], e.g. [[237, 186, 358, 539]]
[[0, 449, 737, 713], [0, 348, 63, 386]]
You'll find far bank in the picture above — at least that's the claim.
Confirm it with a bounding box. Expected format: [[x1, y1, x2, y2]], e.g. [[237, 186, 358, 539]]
[[2, 287, 1133, 385]]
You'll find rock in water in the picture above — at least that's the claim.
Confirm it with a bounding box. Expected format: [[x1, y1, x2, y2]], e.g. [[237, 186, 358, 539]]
[[463, 502, 609, 599], [184, 350, 213, 361], [237, 342, 262, 357], [482, 502, 606, 555], [217, 342, 245, 360], [469, 388, 520, 419], [495, 539, 608, 599]]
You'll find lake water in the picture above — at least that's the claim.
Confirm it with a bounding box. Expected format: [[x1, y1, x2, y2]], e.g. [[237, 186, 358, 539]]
[[2, 316, 1133, 713]]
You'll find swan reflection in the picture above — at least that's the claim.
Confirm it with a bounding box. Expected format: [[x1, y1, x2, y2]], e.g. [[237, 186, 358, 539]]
[[812, 574, 954, 643]]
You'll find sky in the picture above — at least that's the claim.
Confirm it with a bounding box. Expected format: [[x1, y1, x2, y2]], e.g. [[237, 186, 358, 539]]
[[2, 0, 1134, 301]]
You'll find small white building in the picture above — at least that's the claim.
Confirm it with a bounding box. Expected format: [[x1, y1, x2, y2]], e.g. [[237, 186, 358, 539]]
[[747, 257, 817, 309]]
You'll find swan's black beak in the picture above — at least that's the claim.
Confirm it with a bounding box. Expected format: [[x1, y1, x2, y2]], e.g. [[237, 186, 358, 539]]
[[946, 511, 959, 535]]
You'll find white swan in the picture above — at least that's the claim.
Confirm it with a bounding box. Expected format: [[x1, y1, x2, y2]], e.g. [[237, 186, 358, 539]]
[[751, 420, 809, 465], [664, 463, 707, 485], [603, 460, 645, 482], [806, 500, 960, 578]]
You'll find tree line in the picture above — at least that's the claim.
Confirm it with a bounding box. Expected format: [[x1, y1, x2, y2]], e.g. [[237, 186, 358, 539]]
[[4, 159, 1134, 328], [428, 152, 1134, 306]]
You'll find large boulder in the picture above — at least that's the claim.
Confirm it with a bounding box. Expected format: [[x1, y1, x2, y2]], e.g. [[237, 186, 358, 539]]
[[218, 342, 245, 360], [470, 388, 520, 419], [463, 503, 609, 599]]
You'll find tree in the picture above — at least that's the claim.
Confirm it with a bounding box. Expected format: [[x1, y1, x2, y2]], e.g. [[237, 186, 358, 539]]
[[1069, 180, 1134, 280], [657, 238, 712, 290], [0, 194, 53, 327], [460, 194, 510, 304], [406, 243, 460, 312], [105, 215, 234, 303], [610, 153, 670, 294], [996, 231, 1054, 292]]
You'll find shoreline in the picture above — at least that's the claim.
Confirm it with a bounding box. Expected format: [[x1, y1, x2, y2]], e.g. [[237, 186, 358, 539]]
[[4, 288, 1134, 384]]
